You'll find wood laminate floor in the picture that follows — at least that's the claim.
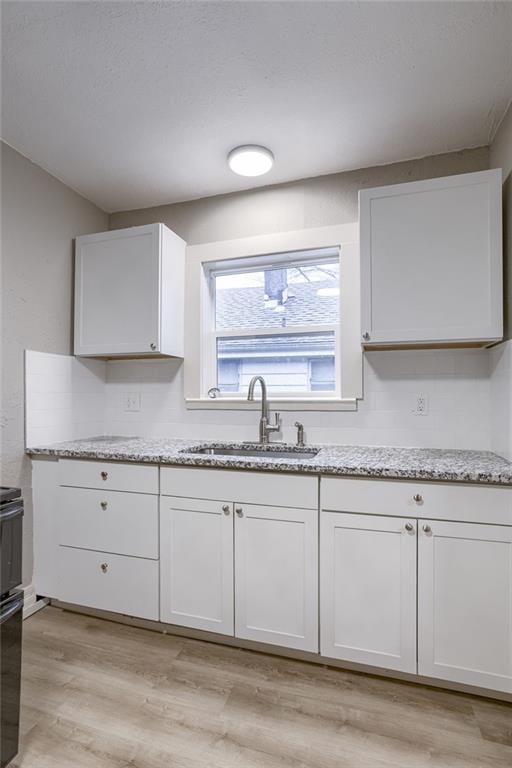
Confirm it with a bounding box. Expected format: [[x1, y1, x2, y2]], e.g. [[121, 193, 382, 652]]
[[13, 606, 512, 768]]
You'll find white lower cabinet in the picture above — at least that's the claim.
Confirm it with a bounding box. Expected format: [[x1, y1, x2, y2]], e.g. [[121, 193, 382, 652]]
[[418, 520, 512, 694], [58, 546, 159, 620], [320, 512, 417, 673], [160, 498, 234, 634], [235, 504, 318, 652]]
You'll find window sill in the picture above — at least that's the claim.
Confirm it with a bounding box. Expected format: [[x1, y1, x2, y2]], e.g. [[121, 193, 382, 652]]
[[185, 398, 358, 412]]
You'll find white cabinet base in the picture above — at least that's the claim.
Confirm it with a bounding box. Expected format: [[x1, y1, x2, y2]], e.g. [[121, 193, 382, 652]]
[[320, 512, 417, 673], [418, 521, 512, 694], [58, 547, 159, 621], [235, 504, 318, 652], [160, 497, 234, 635]]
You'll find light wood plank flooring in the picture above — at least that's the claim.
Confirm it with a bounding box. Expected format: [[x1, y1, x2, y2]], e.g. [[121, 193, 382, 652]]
[[14, 606, 512, 768]]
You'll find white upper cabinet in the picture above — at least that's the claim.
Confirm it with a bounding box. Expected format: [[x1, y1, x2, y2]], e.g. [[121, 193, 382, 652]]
[[74, 223, 185, 357], [359, 169, 503, 348]]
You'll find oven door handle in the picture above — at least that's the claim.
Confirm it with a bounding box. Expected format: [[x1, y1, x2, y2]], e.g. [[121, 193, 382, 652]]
[[0, 598, 23, 624], [0, 506, 23, 522]]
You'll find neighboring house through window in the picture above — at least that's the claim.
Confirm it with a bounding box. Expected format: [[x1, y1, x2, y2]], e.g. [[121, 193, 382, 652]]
[[213, 249, 340, 396]]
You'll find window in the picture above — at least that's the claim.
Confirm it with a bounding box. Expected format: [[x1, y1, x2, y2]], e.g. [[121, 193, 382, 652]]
[[185, 224, 362, 409], [209, 248, 340, 396]]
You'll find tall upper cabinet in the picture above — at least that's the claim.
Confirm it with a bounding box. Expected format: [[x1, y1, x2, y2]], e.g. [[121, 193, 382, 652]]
[[74, 223, 185, 357], [359, 169, 503, 348]]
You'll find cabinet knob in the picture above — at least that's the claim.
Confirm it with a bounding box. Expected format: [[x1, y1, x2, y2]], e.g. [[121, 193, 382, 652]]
[[100, 563, 108, 573], [235, 507, 243, 517], [362, 332, 370, 341], [222, 504, 230, 515], [101, 471, 108, 481], [150, 342, 156, 351], [100, 501, 108, 510], [413, 494, 423, 504], [422, 524, 432, 534], [404, 522, 414, 532]]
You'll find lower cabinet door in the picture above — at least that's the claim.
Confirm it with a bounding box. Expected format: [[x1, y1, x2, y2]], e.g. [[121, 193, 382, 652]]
[[418, 520, 512, 693], [58, 546, 159, 620], [235, 504, 318, 652], [320, 512, 417, 673], [160, 498, 234, 635]]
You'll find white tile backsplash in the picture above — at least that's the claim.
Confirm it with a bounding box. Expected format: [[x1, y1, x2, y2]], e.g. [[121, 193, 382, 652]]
[[490, 340, 512, 461], [25, 346, 511, 457], [25, 350, 106, 447], [103, 348, 495, 450]]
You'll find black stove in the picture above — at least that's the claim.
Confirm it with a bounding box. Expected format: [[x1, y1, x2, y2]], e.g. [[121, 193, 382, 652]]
[[1, 486, 23, 767], [0, 488, 22, 504]]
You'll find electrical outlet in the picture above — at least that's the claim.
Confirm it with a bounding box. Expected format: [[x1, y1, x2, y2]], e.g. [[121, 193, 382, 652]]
[[412, 393, 428, 416], [124, 392, 141, 412]]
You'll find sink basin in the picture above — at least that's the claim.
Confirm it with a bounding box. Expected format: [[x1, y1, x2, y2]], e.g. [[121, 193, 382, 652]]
[[187, 446, 319, 460]]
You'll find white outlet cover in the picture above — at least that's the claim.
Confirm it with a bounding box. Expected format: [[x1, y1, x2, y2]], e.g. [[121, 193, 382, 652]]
[[124, 392, 141, 412], [412, 393, 429, 416]]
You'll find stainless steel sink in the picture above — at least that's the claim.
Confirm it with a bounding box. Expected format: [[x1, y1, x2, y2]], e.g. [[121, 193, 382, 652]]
[[187, 446, 319, 460]]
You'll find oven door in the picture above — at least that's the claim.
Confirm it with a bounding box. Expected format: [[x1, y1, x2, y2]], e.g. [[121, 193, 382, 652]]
[[0, 501, 23, 596], [0, 590, 23, 768]]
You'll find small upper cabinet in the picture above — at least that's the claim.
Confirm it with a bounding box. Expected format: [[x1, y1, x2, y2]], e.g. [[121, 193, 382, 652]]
[[359, 169, 502, 348], [74, 223, 185, 357]]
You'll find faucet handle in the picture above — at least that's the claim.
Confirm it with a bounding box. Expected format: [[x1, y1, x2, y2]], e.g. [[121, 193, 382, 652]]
[[266, 411, 281, 434]]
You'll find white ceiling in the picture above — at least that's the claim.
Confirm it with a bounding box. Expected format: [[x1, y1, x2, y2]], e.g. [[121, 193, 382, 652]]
[[2, 1, 511, 213]]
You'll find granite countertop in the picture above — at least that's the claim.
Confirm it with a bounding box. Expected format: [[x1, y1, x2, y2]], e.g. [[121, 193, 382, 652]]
[[26, 436, 512, 485]]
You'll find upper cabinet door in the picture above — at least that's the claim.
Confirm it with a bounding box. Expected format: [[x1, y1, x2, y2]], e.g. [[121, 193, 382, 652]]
[[360, 169, 503, 348], [74, 223, 185, 357], [418, 520, 512, 694]]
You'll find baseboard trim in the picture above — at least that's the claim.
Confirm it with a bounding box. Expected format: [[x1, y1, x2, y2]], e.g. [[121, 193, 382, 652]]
[[23, 585, 49, 619]]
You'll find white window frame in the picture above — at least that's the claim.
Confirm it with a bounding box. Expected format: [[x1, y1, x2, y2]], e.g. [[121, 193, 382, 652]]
[[184, 224, 362, 411]]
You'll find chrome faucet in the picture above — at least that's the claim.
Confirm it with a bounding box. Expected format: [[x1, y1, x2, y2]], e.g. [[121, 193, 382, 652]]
[[247, 376, 281, 444]]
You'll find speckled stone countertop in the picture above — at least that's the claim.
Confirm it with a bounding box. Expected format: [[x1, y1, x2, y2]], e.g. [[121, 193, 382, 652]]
[[27, 436, 512, 485]]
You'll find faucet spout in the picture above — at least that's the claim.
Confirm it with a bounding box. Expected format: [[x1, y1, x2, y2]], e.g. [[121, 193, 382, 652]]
[[247, 375, 280, 444]]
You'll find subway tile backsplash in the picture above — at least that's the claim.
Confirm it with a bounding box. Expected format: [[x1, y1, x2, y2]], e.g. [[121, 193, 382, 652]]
[[25, 343, 512, 459]]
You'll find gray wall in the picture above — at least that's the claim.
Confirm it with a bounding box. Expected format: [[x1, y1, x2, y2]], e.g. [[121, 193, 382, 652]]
[[1, 142, 108, 584], [110, 147, 489, 244], [490, 102, 512, 341]]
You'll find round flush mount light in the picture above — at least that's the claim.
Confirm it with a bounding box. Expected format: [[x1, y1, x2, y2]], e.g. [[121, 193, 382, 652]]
[[227, 145, 274, 177]]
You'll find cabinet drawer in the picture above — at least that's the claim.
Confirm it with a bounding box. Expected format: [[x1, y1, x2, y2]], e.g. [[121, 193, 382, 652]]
[[58, 487, 158, 559], [321, 477, 512, 525], [161, 467, 318, 509], [58, 546, 159, 620], [59, 459, 158, 494]]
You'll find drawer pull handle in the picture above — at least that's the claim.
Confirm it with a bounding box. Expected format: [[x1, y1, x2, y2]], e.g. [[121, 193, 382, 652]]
[[422, 524, 432, 534], [100, 501, 108, 510], [404, 522, 414, 532], [100, 563, 108, 573], [413, 494, 423, 504], [101, 471, 108, 481], [235, 507, 243, 517], [222, 504, 230, 515]]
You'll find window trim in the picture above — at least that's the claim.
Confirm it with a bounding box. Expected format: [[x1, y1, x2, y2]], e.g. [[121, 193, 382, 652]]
[[184, 224, 362, 411]]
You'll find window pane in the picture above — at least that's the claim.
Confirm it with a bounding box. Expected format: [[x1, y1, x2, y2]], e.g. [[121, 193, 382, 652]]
[[215, 260, 339, 331], [217, 332, 336, 395]]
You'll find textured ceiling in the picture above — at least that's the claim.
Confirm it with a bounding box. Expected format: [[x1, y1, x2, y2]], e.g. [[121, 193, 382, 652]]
[[2, 1, 511, 212]]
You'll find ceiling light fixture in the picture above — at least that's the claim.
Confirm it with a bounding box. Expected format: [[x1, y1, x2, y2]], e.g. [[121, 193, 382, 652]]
[[228, 145, 274, 177]]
